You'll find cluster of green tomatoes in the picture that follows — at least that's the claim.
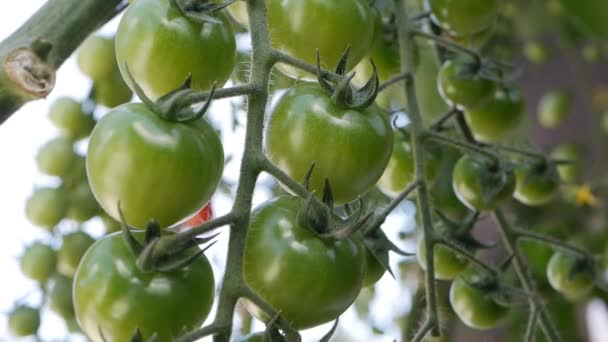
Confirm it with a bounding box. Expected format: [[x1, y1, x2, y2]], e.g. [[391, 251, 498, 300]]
[[8, 0, 605, 341]]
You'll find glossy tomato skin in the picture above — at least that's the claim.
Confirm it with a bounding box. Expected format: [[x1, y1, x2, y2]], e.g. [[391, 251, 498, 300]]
[[243, 196, 366, 329], [429, 0, 500, 36], [514, 166, 560, 206], [362, 247, 387, 287], [267, 0, 374, 79], [417, 236, 468, 280], [73, 231, 215, 342], [450, 276, 510, 329], [265, 83, 393, 204], [25, 187, 69, 230], [464, 86, 525, 142], [227, 1, 248, 26], [452, 155, 516, 211], [547, 252, 594, 301], [49, 97, 95, 140], [116, 0, 236, 100], [87, 103, 223, 229], [20, 242, 57, 283], [437, 60, 496, 109], [57, 231, 95, 278], [8, 306, 40, 337]]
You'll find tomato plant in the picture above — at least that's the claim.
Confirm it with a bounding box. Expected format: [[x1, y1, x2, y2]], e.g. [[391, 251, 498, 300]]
[[417, 237, 469, 280], [20, 242, 56, 283], [514, 163, 560, 206], [452, 155, 516, 211], [8, 306, 40, 337], [48, 274, 75, 320], [35, 136, 77, 178], [87, 103, 224, 228], [450, 275, 510, 329], [267, 0, 374, 78], [77, 35, 116, 82], [547, 252, 594, 301], [116, 0, 236, 100], [437, 59, 496, 109], [49, 97, 95, 140], [66, 182, 100, 222], [73, 231, 215, 341], [243, 196, 366, 329], [429, 0, 500, 36], [265, 82, 393, 204], [25, 187, 69, 230], [57, 231, 95, 278]]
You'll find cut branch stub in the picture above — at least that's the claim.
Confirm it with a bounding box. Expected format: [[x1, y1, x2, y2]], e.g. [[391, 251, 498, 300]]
[[3, 47, 55, 99], [174, 0, 238, 25]]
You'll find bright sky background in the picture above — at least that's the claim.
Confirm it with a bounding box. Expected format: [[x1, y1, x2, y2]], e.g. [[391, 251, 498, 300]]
[[1, 2, 606, 342]]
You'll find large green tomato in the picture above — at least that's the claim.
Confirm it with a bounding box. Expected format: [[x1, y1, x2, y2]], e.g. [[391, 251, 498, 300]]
[[57, 231, 95, 278], [49, 97, 95, 140], [267, 0, 374, 79], [450, 276, 510, 329], [87, 103, 224, 228], [514, 165, 560, 206], [560, 0, 608, 39], [265, 82, 393, 204], [547, 252, 594, 301], [464, 86, 525, 142], [452, 155, 516, 211], [429, 0, 500, 36], [20, 242, 57, 283], [243, 196, 366, 329], [8, 306, 40, 337], [116, 0, 236, 100], [417, 237, 469, 280], [437, 59, 496, 109], [25, 187, 69, 230], [66, 182, 100, 223], [35, 136, 77, 178], [73, 231, 215, 342]]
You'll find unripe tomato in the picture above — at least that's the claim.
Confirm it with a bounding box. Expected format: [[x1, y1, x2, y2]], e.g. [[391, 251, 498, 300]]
[[429, 0, 500, 36], [452, 155, 516, 211], [100, 211, 121, 234], [35, 136, 77, 178], [514, 164, 560, 206], [362, 247, 387, 287], [537, 90, 569, 128], [267, 0, 374, 79], [87, 103, 224, 229], [551, 143, 581, 183], [57, 231, 95, 278], [66, 182, 100, 223], [464, 86, 525, 142], [244, 196, 366, 329], [8, 306, 40, 337], [547, 252, 594, 301], [25, 187, 69, 230], [417, 237, 469, 280], [430, 147, 470, 222], [265, 82, 393, 204], [450, 276, 510, 329], [437, 59, 496, 109], [524, 42, 549, 64], [77, 35, 116, 81], [49, 97, 95, 140], [48, 274, 75, 320], [74, 231, 215, 341], [227, 1, 248, 26], [20, 242, 57, 283], [93, 69, 133, 108], [116, 0, 236, 100]]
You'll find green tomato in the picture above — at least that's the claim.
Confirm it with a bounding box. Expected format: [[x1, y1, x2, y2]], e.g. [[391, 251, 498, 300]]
[[464, 86, 525, 142], [417, 236, 468, 280], [227, 1, 248, 26], [73, 231, 215, 341], [25, 187, 69, 230], [49, 97, 95, 140], [87, 103, 224, 228], [377, 133, 439, 197], [116, 0, 236, 100], [437, 59, 496, 109], [448, 25, 496, 49], [514, 164, 560, 206], [449, 276, 510, 329], [35, 136, 77, 178], [560, 0, 608, 39], [266, 82, 393, 204], [100, 211, 121, 234], [48, 274, 75, 320], [268, 0, 374, 79], [77, 35, 116, 81], [362, 246, 387, 287], [93, 68, 133, 108], [537, 90, 570, 128], [429, 0, 500, 36], [66, 182, 100, 223], [243, 196, 366, 329], [430, 147, 470, 222], [524, 42, 549, 64], [8, 306, 40, 337], [551, 143, 580, 182], [57, 231, 95, 278], [547, 252, 594, 301], [452, 155, 516, 211], [519, 238, 553, 287], [20, 242, 57, 283], [64, 155, 88, 187]]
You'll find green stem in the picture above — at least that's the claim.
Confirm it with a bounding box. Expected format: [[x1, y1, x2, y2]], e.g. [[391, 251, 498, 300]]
[[429, 107, 458, 131], [436, 239, 498, 276], [524, 309, 539, 342], [455, 110, 477, 144], [515, 229, 591, 259], [394, 0, 440, 336], [378, 72, 409, 92], [426, 131, 500, 165], [271, 48, 341, 82], [493, 209, 561, 342], [180, 84, 255, 107], [0, 0, 124, 122]]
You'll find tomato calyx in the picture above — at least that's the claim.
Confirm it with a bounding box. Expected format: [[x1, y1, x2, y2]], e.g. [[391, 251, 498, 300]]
[[172, 0, 237, 25], [124, 65, 217, 123], [316, 48, 379, 110], [118, 206, 217, 273], [435, 210, 494, 250], [130, 328, 159, 342], [361, 227, 412, 278]]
